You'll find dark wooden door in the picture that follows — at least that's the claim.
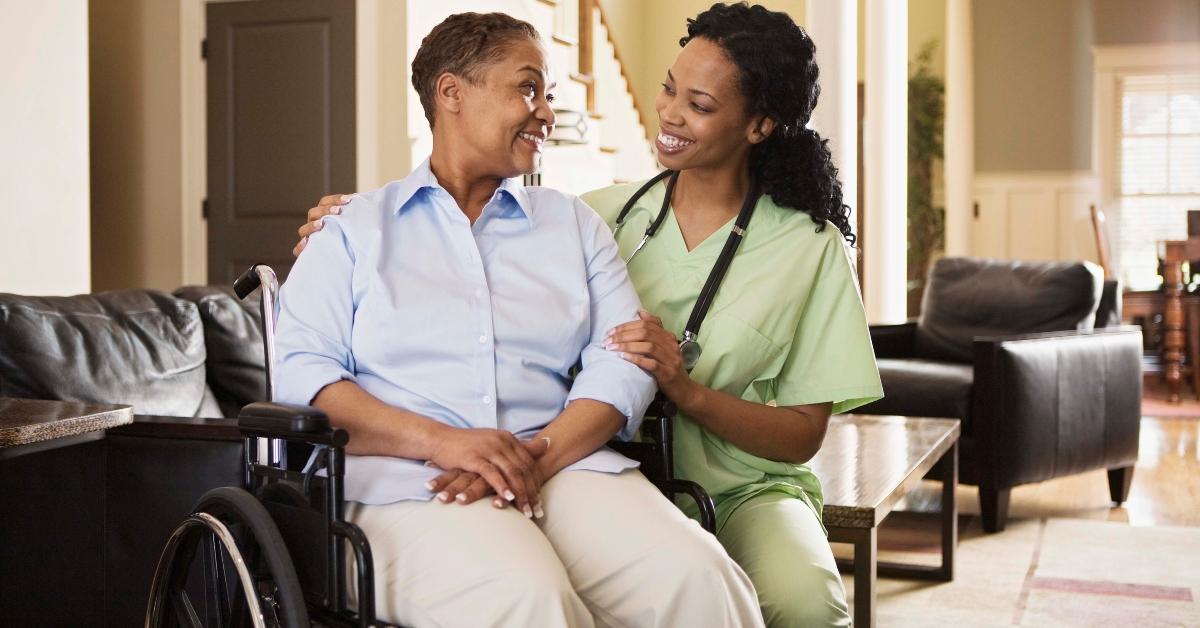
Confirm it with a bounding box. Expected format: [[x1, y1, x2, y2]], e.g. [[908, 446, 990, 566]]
[[206, 0, 356, 284]]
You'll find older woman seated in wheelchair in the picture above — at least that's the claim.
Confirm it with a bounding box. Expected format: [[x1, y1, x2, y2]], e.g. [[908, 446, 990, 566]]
[[274, 12, 762, 628]]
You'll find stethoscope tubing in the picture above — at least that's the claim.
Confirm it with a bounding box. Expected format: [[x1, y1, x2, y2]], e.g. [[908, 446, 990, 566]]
[[612, 170, 760, 371]]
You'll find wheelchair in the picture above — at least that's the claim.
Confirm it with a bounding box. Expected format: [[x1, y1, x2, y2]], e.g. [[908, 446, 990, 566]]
[[145, 265, 715, 628]]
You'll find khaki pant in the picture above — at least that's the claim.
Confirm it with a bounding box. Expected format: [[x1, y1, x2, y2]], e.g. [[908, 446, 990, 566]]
[[347, 469, 764, 628]]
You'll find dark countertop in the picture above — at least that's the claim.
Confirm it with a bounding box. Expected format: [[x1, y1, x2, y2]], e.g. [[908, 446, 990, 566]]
[[0, 397, 134, 448]]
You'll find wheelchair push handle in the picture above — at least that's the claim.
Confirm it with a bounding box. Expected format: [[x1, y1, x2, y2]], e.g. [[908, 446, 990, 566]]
[[235, 264, 281, 401], [234, 264, 268, 299]]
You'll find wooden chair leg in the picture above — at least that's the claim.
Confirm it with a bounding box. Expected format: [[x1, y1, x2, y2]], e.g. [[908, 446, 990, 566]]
[[1108, 466, 1135, 504], [979, 485, 1011, 533]]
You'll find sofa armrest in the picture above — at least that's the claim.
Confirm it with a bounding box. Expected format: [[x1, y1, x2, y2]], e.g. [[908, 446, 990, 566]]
[[107, 415, 241, 441], [971, 326, 1142, 490], [870, 322, 918, 359]]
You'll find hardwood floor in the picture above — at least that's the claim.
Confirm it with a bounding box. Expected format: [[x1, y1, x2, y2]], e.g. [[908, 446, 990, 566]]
[[894, 416, 1200, 528]]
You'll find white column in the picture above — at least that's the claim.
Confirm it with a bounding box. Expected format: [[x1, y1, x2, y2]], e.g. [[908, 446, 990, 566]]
[[806, 0, 857, 218], [944, 0, 973, 257], [863, 0, 908, 324]]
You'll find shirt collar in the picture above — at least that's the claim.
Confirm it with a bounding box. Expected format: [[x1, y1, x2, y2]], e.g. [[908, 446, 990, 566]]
[[393, 158, 534, 226], [497, 175, 534, 224]]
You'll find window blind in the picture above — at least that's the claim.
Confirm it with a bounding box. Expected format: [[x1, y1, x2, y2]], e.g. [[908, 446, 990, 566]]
[[1117, 71, 1200, 290]]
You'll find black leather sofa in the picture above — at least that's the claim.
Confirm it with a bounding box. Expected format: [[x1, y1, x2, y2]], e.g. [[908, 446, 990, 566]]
[[0, 287, 263, 626], [856, 257, 1143, 533]]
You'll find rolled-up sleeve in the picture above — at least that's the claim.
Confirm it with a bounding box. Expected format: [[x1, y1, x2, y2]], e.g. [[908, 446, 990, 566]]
[[565, 198, 656, 440], [273, 218, 358, 406]]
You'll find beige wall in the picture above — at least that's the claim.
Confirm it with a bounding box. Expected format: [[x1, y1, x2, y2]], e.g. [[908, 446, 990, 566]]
[[909, 0, 946, 77], [1093, 0, 1200, 45], [974, 0, 1094, 172], [90, 0, 188, 292], [356, 0, 412, 189], [974, 0, 1200, 173], [2, 2, 90, 295]]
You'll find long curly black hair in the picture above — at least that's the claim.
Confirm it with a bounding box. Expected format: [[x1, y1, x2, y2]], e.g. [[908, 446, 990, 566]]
[[682, 3, 855, 245]]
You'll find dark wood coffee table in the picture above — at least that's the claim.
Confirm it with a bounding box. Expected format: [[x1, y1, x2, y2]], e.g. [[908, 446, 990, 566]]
[[808, 414, 961, 628]]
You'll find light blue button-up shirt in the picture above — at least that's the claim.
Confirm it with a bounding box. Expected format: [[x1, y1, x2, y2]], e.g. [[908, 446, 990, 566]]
[[274, 159, 655, 505]]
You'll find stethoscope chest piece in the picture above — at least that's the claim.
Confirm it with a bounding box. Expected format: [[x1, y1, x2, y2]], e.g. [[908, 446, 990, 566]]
[[679, 331, 702, 371]]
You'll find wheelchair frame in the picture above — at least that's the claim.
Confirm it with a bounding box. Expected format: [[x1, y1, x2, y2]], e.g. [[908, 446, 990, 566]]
[[147, 266, 386, 628]]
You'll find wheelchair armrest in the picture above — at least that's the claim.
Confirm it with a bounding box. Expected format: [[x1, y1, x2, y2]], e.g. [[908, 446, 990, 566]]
[[238, 401, 347, 447]]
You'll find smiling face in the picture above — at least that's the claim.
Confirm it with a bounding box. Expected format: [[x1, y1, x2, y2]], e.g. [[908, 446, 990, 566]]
[[654, 37, 770, 172], [454, 38, 557, 178]]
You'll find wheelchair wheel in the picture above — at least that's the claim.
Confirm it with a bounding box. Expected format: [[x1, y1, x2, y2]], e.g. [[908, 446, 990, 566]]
[[146, 486, 310, 628]]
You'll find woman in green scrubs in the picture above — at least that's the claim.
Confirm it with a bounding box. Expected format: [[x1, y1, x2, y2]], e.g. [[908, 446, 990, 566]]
[[296, 4, 881, 625]]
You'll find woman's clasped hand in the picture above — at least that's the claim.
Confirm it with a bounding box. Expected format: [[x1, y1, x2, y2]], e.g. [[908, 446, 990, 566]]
[[424, 430, 550, 518]]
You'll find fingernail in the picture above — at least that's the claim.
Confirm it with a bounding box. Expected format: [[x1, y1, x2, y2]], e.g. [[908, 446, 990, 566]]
[[493, 498, 504, 508], [534, 505, 545, 519], [620, 352, 630, 359], [523, 505, 533, 518], [456, 493, 468, 503], [542, 436, 551, 448], [424, 481, 435, 491], [331, 205, 342, 214], [604, 340, 616, 350], [313, 219, 324, 230], [437, 491, 450, 503], [504, 490, 516, 502], [339, 194, 353, 203]]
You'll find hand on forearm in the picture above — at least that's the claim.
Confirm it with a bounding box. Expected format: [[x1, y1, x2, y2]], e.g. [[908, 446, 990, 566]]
[[605, 311, 831, 462], [533, 398, 625, 480]]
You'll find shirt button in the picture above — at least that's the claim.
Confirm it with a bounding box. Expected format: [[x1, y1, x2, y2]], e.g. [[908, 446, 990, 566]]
[[478, 334, 488, 344], [482, 395, 493, 404]]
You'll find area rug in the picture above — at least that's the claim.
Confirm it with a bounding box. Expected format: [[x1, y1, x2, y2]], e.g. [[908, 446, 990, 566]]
[[837, 517, 1200, 626]]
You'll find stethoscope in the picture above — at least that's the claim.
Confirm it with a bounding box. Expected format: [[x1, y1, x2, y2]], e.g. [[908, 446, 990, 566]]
[[613, 169, 760, 371]]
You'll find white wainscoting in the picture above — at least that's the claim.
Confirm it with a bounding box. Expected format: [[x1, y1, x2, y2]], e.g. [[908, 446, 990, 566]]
[[971, 171, 1103, 264]]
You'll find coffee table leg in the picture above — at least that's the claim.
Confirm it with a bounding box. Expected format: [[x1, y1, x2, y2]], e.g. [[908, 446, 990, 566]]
[[940, 441, 958, 581], [853, 526, 877, 628]]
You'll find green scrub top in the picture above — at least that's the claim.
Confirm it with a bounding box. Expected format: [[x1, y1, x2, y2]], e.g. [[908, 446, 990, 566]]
[[582, 180, 884, 533]]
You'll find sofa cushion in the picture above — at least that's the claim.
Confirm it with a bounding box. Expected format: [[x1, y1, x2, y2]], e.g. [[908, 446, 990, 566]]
[[174, 286, 266, 418], [0, 291, 218, 417], [914, 257, 1103, 363], [857, 358, 974, 432]]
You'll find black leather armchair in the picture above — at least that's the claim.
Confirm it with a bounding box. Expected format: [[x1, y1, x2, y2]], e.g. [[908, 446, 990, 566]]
[[857, 257, 1143, 532]]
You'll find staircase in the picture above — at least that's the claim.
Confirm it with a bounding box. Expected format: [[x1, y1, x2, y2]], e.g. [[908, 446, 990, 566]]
[[524, 0, 659, 193]]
